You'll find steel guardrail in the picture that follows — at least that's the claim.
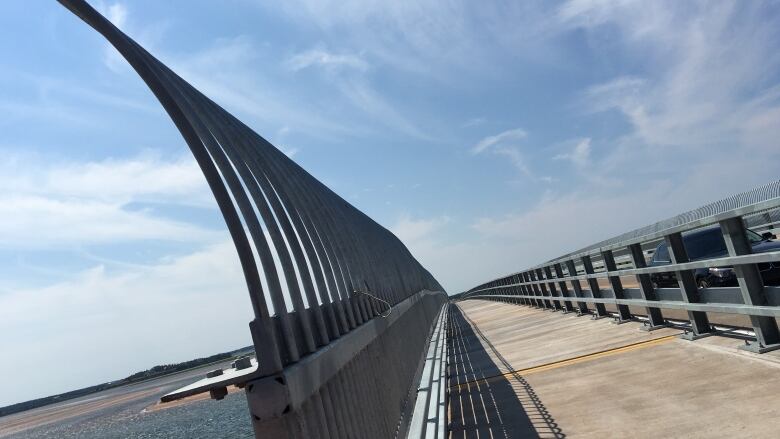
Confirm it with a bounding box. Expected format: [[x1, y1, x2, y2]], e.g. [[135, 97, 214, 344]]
[[406, 304, 448, 439], [461, 181, 780, 353], [57, 1, 448, 437]]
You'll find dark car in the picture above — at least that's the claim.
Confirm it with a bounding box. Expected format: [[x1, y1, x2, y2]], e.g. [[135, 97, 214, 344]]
[[649, 225, 780, 288]]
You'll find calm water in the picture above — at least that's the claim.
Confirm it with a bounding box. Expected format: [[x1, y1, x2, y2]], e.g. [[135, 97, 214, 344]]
[[2, 363, 254, 439], [8, 392, 254, 439], [8, 392, 253, 439]]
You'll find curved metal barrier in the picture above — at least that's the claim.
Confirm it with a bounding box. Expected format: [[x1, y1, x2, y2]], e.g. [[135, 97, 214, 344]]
[[57, 1, 447, 437], [461, 181, 780, 354]]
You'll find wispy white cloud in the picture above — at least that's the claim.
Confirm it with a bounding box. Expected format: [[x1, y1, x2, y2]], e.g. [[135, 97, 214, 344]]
[[0, 196, 220, 249], [0, 239, 251, 406], [462, 117, 487, 128], [0, 70, 162, 132], [164, 37, 365, 141], [100, 2, 130, 72], [392, 214, 450, 244], [0, 152, 211, 205], [471, 128, 527, 154], [337, 79, 433, 140], [105, 2, 127, 27], [553, 137, 591, 169], [283, 147, 300, 158], [453, 0, 780, 287], [287, 48, 368, 72], [96, 1, 171, 73], [0, 152, 220, 249], [493, 146, 533, 177], [267, 0, 552, 81], [390, 214, 479, 292], [566, 1, 780, 156], [471, 128, 537, 178]]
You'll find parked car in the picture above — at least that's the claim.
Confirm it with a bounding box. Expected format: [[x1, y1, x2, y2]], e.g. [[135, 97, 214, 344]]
[[649, 225, 780, 288]]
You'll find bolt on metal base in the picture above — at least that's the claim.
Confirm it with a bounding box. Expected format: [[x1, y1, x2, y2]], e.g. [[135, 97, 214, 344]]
[[679, 327, 718, 341], [738, 341, 780, 354], [639, 322, 671, 332]]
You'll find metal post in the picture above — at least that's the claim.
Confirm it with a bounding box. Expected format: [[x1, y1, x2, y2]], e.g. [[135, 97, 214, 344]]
[[627, 243, 667, 330], [520, 273, 532, 306], [565, 260, 589, 315], [526, 272, 544, 308], [720, 217, 780, 352], [665, 232, 714, 339], [538, 268, 554, 309], [601, 249, 632, 323], [511, 274, 522, 305], [553, 263, 576, 313], [581, 255, 608, 319], [535, 268, 555, 310], [543, 266, 564, 311]]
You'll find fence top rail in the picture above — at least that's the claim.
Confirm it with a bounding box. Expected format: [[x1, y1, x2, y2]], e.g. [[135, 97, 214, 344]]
[[469, 251, 780, 293], [468, 180, 780, 293], [468, 250, 780, 292]]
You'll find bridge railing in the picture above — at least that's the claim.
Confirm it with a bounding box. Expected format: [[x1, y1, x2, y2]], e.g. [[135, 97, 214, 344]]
[[58, 1, 447, 437], [461, 181, 780, 354]]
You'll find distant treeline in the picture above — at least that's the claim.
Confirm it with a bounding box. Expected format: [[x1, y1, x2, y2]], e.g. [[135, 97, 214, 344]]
[[123, 352, 233, 382], [0, 382, 120, 418], [0, 346, 252, 418]]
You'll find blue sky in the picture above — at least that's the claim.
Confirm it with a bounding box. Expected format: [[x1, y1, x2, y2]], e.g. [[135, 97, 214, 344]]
[[2, 0, 780, 406]]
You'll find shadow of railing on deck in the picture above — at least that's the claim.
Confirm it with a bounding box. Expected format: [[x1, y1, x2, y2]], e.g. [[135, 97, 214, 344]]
[[448, 305, 565, 439]]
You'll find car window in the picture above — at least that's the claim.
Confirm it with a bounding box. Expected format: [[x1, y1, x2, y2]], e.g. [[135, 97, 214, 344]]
[[747, 229, 763, 243], [653, 243, 670, 262], [684, 229, 727, 260]]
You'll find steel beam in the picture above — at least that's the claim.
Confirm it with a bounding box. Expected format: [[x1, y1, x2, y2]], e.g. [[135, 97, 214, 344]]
[[581, 255, 609, 318], [627, 243, 667, 330], [601, 249, 632, 323], [665, 232, 714, 338], [720, 217, 780, 352], [565, 259, 590, 315]]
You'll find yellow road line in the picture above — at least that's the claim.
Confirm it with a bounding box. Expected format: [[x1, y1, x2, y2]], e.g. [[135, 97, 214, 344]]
[[451, 334, 678, 391]]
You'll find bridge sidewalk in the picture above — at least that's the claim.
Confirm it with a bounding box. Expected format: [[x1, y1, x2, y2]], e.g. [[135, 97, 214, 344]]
[[448, 300, 780, 438]]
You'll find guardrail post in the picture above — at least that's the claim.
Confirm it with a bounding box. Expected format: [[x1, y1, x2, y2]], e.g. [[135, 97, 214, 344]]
[[627, 243, 667, 330], [581, 255, 609, 319], [536, 268, 556, 311], [553, 263, 577, 313], [601, 249, 632, 323], [512, 274, 523, 306], [720, 217, 780, 352], [565, 259, 589, 315], [521, 272, 534, 307], [506, 276, 515, 304], [522, 272, 534, 306], [529, 271, 547, 309], [536, 268, 555, 309], [543, 266, 564, 311], [665, 232, 714, 339]]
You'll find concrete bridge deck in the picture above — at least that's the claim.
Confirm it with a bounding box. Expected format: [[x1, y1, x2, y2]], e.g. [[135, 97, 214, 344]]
[[448, 300, 780, 438]]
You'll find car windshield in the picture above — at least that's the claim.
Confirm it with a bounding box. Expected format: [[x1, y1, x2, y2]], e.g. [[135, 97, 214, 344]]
[[684, 229, 727, 260], [747, 229, 763, 243], [653, 227, 764, 263], [654, 243, 670, 262]]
